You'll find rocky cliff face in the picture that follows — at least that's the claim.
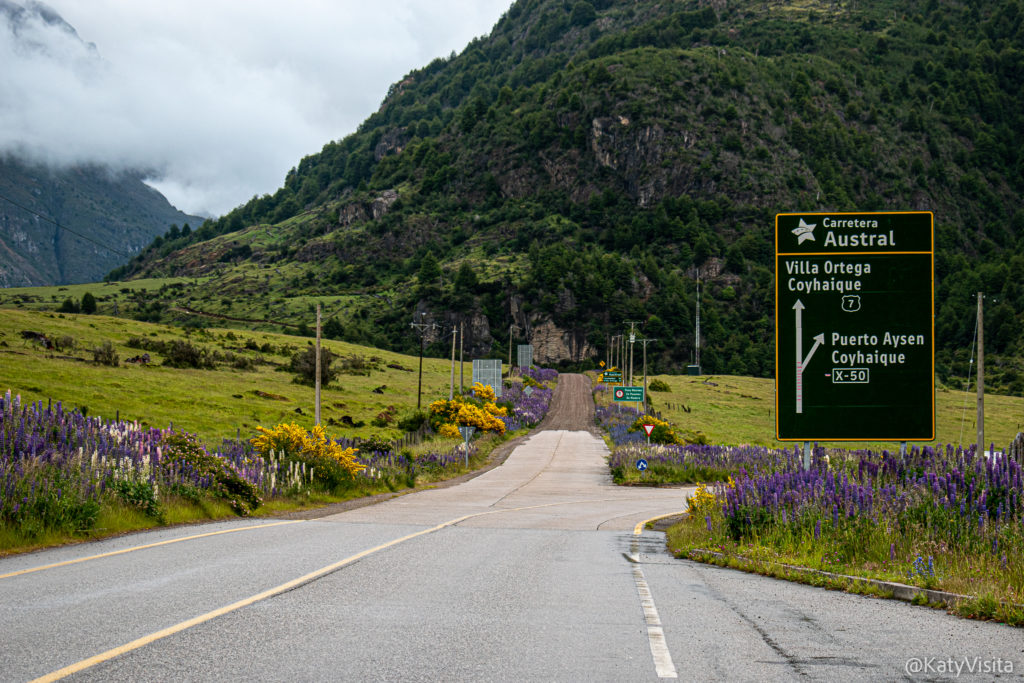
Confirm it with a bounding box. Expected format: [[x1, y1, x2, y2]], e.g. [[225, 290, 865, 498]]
[[0, 158, 203, 286]]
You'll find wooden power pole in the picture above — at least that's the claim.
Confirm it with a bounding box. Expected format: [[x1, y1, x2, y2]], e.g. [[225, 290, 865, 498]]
[[315, 304, 321, 425], [977, 292, 985, 455]]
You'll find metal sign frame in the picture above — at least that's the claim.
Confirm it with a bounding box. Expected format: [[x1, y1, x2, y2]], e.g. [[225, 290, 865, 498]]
[[516, 344, 534, 369], [775, 211, 935, 441], [472, 359, 503, 398]]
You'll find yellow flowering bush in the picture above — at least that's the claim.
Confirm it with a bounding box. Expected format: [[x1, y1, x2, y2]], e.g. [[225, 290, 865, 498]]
[[686, 482, 718, 517], [252, 423, 365, 484], [455, 402, 506, 434], [438, 423, 461, 439], [429, 388, 508, 436], [472, 382, 496, 402], [483, 401, 508, 417], [687, 477, 735, 518], [629, 415, 680, 445]]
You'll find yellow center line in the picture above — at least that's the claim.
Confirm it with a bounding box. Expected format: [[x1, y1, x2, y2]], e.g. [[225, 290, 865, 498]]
[[30, 500, 607, 682], [0, 520, 305, 580], [633, 511, 686, 537]]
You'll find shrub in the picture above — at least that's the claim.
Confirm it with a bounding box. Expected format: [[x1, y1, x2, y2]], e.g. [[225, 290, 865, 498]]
[[337, 354, 381, 375], [358, 435, 393, 454], [109, 479, 163, 521], [163, 340, 216, 369], [161, 433, 262, 515], [288, 346, 336, 386], [397, 410, 428, 432], [92, 341, 119, 367], [251, 423, 364, 492], [58, 298, 79, 313], [54, 335, 76, 352], [648, 379, 671, 392], [80, 292, 97, 314], [629, 415, 679, 444]]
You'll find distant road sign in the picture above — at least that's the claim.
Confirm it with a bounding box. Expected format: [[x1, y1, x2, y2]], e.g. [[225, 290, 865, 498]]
[[458, 426, 476, 440], [602, 371, 623, 384], [642, 424, 655, 437], [613, 386, 644, 402], [517, 344, 534, 369], [636, 459, 648, 472], [472, 359, 503, 398], [775, 211, 934, 441]]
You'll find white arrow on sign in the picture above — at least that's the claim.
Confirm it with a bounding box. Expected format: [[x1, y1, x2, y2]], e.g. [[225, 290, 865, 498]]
[[793, 299, 824, 414]]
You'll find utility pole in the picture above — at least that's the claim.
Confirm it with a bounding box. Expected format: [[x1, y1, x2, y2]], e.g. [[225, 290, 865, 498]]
[[640, 338, 657, 410], [977, 292, 985, 456], [459, 321, 465, 395], [508, 323, 513, 376], [624, 321, 642, 386], [695, 274, 702, 371], [315, 304, 322, 425], [410, 312, 435, 411], [449, 324, 457, 400]]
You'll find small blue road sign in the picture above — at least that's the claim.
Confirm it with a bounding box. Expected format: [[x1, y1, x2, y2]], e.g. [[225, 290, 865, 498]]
[[637, 459, 648, 472]]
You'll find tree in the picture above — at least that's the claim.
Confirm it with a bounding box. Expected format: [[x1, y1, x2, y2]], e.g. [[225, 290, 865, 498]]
[[454, 262, 479, 291], [58, 298, 79, 314], [323, 317, 344, 340], [570, 1, 597, 28], [417, 250, 442, 286], [289, 346, 336, 387], [80, 292, 97, 314]]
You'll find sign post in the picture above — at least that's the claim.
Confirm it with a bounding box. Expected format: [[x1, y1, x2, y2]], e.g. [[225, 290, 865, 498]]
[[642, 423, 655, 446], [775, 212, 934, 445], [458, 425, 476, 467]]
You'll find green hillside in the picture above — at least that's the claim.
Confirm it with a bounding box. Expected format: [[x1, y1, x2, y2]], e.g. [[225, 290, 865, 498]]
[[62, 1, 1024, 392], [0, 308, 461, 445]]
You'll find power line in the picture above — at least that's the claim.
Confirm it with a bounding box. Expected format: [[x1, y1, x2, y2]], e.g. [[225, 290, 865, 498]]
[[0, 191, 131, 258]]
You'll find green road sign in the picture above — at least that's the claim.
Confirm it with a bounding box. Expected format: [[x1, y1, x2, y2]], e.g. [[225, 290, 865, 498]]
[[775, 212, 935, 441], [613, 386, 645, 402], [602, 371, 623, 384]]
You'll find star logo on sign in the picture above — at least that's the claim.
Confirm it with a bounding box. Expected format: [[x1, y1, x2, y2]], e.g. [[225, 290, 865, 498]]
[[792, 218, 817, 244]]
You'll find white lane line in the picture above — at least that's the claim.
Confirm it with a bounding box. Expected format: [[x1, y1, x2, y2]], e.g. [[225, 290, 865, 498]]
[[632, 565, 678, 678], [0, 520, 304, 580], [631, 513, 684, 679]]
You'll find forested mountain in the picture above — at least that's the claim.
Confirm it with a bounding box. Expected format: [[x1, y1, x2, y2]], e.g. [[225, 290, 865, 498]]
[[0, 157, 202, 286], [116, 0, 1024, 393]]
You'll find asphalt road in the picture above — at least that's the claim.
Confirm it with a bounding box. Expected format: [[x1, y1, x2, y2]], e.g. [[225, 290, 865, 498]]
[[1, 375, 1021, 681]]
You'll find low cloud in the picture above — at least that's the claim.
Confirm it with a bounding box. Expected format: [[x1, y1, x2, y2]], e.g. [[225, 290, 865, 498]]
[[0, 0, 512, 216]]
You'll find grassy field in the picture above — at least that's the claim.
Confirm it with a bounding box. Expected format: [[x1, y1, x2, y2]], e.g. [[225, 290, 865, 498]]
[[640, 374, 1023, 451], [0, 308, 469, 445]]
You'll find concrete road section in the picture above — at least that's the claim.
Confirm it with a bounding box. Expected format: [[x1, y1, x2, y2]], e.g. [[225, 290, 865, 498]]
[[1, 374, 1020, 682]]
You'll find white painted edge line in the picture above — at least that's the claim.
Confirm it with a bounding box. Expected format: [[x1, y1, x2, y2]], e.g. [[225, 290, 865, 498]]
[[631, 512, 685, 680]]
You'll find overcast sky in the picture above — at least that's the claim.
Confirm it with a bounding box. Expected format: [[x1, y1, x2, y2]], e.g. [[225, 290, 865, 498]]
[[0, 0, 513, 217]]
